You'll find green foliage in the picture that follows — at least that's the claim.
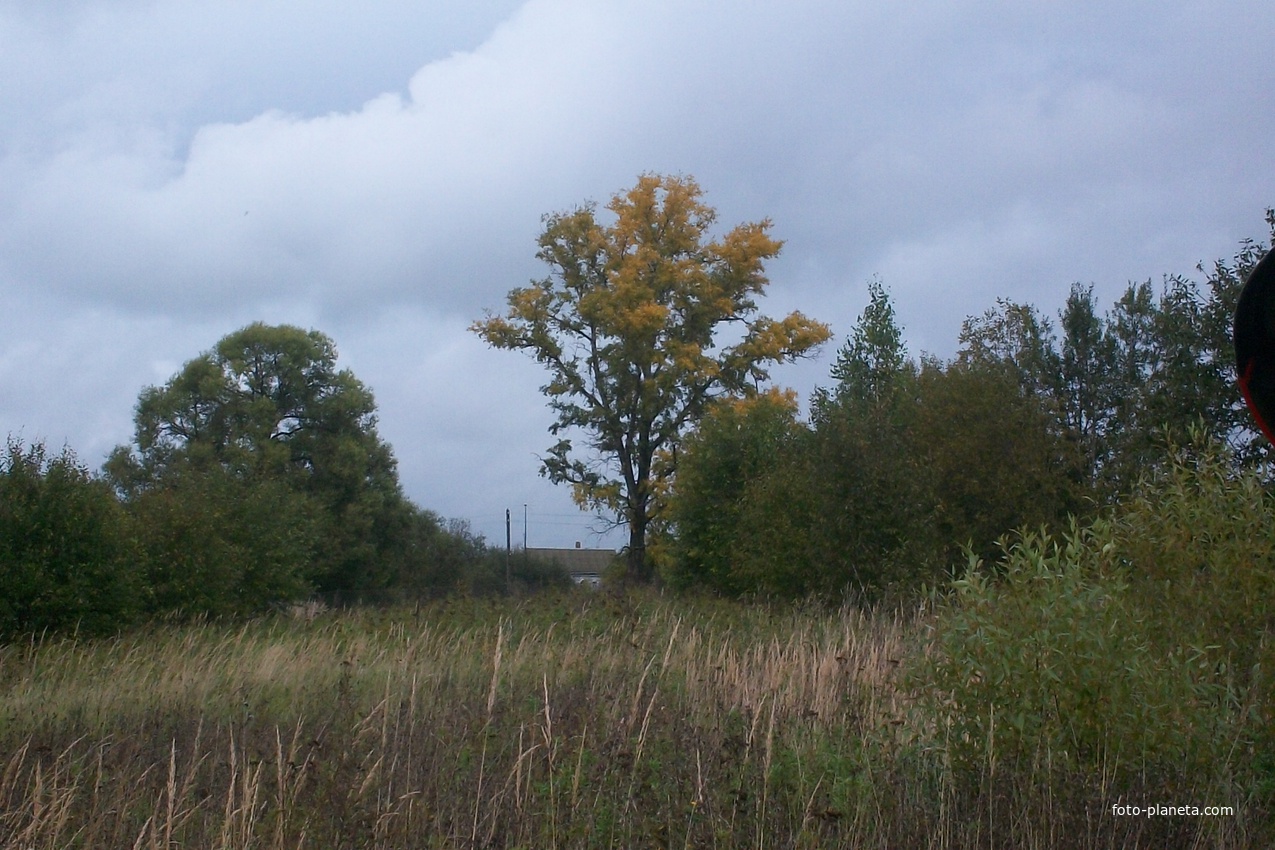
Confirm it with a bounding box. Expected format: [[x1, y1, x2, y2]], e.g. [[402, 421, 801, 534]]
[[1111, 432, 1275, 681], [725, 446, 826, 598], [0, 439, 142, 638], [1099, 273, 1229, 489], [799, 286, 933, 598], [383, 518, 574, 598], [806, 384, 933, 598], [957, 298, 1060, 400], [84, 320, 582, 621], [664, 390, 812, 594], [820, 277, 907, 409], [1143, 276, 1232, 447], [1100, 278, 1161, 488], [477, 548, 578, 596], [912, 522, 1232, 781], [909, 360, 1081, 565], [952, 216, 1274, 500], [372, 512, 482, 599], [126, 466, 319, 618], [1072, 215, 1273, 494], [110, 323, 384, 486], [670, 285, 1079, 601], [668, 213, 1275, 603], [1058, 283, 1116, 484], [911, 435, 1273, 798], [107, 322, 421, 602], [473, 174, 830, 581]]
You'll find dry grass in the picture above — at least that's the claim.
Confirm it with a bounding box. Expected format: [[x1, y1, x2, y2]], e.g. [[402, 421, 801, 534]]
[[0, 591, 1262, 848]]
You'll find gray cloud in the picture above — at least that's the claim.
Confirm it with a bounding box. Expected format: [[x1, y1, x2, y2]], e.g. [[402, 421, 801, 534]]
[[2, 0, 1273, 546]]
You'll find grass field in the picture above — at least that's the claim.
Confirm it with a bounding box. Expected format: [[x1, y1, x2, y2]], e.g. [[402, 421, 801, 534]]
[[0, 589, 1264, 849]]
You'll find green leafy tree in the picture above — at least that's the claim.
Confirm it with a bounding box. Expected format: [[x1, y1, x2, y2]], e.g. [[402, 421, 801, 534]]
[[1076, 215, 1273, 489], [664, 389, 811, 594], [1146, 276, 1223, 438], [0, 439, 142, 638], [472, 174, 830, 582], [1058, 283, 1117, 492], [670, 284, 932, 601], [909, 360, 1081, 563], [727, 452, 826, 598], [806, 395, 936, 598], [803, 283, 939, 597], [816, 277, 908, 411], [1102, 279, 1160, 488], [957, 298, 1061, 401], [1103, 270, 1245, 489], [107, 323, 412, 598]]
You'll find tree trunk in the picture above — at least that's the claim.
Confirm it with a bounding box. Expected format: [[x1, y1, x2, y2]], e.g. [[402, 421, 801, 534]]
[[627, 513, 650, 583]]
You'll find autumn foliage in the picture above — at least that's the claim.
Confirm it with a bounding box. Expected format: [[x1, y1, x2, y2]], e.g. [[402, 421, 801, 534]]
[[473, 174, 830, 581]]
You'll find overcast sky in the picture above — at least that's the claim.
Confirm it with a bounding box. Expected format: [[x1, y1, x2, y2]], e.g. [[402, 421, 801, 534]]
[[2, 0, 1272, 550]]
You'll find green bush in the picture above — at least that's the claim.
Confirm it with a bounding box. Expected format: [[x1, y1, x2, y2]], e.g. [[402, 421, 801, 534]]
[[911, 521, 1235, 784], [911, 434, 1275, 799], [664, 390, 816, 596], [666, 362, 1081, 603], [470, 548, 575, 596], [127, 466, 320, 618], [1111, 434, 1275, 795], [0, 438, 143, 638], [918, 525, 1234, 785], [375, 516, 573, 599], [908, 361, 1084, 565], [1112, 434, 1275, 680]]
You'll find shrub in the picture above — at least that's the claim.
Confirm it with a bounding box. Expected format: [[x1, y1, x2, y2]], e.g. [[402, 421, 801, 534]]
[[1112, 433, 1275, 680], [0, 438, 143, 638], [910, 433, 1275, 804], [663, 390, 813, 595], [127, 466, 319, 618], [1110, 433, 1275, 796], [911, 521, 1236, 786]]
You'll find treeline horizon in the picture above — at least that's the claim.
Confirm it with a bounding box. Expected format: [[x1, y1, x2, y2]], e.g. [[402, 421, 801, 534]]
[[2, 209, 1273, 638], [0, 323, 570, 641], [664, 208, 1275, 599]]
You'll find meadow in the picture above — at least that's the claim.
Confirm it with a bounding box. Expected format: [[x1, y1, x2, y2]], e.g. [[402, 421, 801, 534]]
[[0, 586, 1263, 849]]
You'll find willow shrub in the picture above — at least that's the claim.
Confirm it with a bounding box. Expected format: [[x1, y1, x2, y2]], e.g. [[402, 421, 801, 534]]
[[1111, 434, 1275, 796], [1112, 436, 1275, 681], [911, 522, 1234, 787], [910, 434, 1273, 797]]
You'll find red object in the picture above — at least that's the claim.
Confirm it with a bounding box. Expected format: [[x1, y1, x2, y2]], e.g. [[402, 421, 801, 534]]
[[1235, 248, 1275, 444]]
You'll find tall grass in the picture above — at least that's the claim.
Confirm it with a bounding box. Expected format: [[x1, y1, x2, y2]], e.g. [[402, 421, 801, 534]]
[[0, 587, 1265, 848], [0, 594, 908, 848]]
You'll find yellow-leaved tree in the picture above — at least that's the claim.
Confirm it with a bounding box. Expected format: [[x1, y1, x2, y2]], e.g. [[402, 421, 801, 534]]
[[472, 174, 830, 582]]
